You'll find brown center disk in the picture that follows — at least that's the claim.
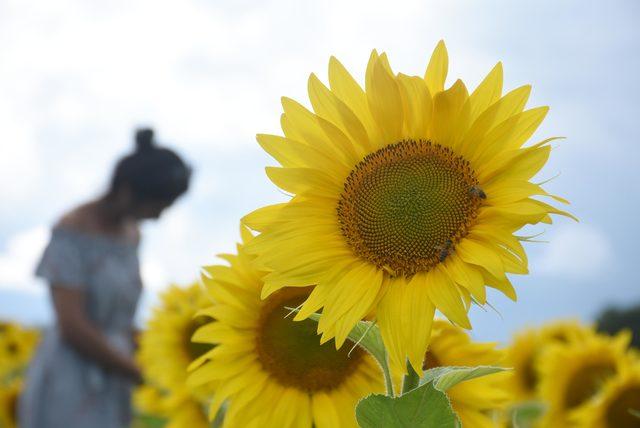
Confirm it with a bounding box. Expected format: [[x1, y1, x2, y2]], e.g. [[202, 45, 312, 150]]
[[337, 140, 482, 277], [605, 386, 640, 428], [565, 362, 617, 409], [255, 288, 364, 392]]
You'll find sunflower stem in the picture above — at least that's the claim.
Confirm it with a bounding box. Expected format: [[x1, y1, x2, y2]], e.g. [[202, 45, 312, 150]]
[[401, 360, 420, 394], [382, 358, 395, 397]]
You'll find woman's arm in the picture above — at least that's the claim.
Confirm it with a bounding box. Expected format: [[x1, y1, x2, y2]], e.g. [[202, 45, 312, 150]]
[[50, 286, 142, 383]]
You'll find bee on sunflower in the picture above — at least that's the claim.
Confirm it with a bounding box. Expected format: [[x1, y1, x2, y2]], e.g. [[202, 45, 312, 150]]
[[187, 226, 385, 427], [243, 40, 574, 374], [137, 283, 212, 427]]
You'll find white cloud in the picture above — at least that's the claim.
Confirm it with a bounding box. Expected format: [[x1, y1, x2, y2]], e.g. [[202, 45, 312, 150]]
[[534, 223, 613, 279], [0, 226, 49, 294]]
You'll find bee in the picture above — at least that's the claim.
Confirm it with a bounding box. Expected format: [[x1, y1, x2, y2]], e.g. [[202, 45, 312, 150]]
[[435, 239, 454, 263], [469, 185, 487, 200]]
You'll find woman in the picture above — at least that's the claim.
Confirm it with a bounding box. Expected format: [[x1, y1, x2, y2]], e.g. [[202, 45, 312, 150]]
[[19, 128, 191, 428]]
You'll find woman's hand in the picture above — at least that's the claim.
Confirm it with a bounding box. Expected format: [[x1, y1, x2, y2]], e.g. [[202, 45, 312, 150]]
[[50, 286, 143, 382]]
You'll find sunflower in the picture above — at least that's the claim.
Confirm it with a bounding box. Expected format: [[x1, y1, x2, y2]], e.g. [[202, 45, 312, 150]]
[[138, 283, 214, 399], [0, 322, 40, 379], [0, 379, 20, 428], [243, 40, 573, 374], [570, 362, 640, 428], [187, 227, 384, 427], [422, 320, 509, 427], [537, 331, 632, 427], [506, 320, 594, 401]]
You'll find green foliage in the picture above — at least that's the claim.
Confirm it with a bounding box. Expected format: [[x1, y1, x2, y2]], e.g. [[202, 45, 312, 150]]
[[508, 401, 546, 428], [356, 366, 508, 428], [355, 382, 458, 428]]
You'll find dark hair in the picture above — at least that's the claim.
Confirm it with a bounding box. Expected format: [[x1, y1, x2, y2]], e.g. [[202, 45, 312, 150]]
[[109, 128, 191, 202]]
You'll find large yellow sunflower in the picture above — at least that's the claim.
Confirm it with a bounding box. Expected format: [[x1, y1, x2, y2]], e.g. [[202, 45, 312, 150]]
[[0, 379, 20, 428], [187, 227, 384, 427], [506, 320, 595, 401], [537, 331, 633, 428], [243, 40, 573, 374], [423, 320, 509, 427], [570, 362, 640, 428]]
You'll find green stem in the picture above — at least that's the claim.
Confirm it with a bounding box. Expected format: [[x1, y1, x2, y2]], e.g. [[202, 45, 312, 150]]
[[381, 358, 395, 397], [401, 360, 420, 394]]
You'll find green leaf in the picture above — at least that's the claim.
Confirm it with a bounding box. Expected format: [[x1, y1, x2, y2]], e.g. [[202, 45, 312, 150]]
[[356, 383, 458, 428], [509, 401, 546, 428], [421, 365, 509, 391], [356, 365, 509, 427], [630, 408, 640, 419]]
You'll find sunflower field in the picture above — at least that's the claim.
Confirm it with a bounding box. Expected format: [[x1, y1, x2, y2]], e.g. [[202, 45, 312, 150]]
[[2, 41, 640, 427]]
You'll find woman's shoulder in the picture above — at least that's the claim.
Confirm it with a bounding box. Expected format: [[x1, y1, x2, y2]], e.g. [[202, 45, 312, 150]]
[[54, 203, 140, 246], [55, 203, 97, 232]]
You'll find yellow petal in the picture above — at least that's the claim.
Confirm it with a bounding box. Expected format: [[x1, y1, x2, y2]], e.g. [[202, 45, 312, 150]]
[[265, 167, 341, 198], [431, 79, 469, 147], [366, 56, 404, 145], [397, 73, 433, 140], [456, 238, 505, 279], [308, 73, 371, 152], [469, 62, 503, 122], [426, 265, 471, 329], [312, 392, 341, 428], [424, 40, 448, 95], [242, 203, 286, 231]]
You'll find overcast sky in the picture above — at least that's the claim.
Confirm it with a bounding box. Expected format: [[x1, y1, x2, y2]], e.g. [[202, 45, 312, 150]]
[[0, 0, 638, 342]]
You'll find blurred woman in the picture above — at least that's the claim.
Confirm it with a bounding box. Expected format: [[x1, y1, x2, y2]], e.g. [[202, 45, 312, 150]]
[[19, 128, 191, 428]]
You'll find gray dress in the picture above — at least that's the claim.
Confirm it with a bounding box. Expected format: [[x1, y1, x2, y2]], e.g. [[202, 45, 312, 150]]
[[19, 227, 142, 428]]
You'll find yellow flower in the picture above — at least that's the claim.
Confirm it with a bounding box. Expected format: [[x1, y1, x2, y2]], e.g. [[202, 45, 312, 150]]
[[133, 385, 209, 428], [0, 321, 40, 379], [188, 227, 384, 428], [570, 362, 640, 428], [137, 283, 213, 413], [243, 40, 573, 374], [133, 384, 168, 418], [424, 320, 509, 427], [538, 331, 633, 427], [0, 379, 20, 428], [506, 320, 594, 401]]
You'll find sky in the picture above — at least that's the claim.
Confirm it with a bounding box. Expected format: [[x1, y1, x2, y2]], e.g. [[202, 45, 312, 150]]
[[0, 0, 639, 343]]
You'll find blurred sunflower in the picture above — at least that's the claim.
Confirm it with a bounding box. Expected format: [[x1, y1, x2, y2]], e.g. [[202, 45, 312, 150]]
[[133, 385, 209, 428], [243, 40, 573, 373], [538, 331, 632, 427], [188, 227, 384, 427], [0, 379, 20, 428], [138, 283, 214, 398], [133, 384, 168, 419], [0, 322, 40, 379], [507, 320, 594, 401], [570, 362, 640, 428], [423, 320, 509, 427]]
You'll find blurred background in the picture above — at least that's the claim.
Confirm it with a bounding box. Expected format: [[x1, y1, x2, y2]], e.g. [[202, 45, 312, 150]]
[[0, 0, 638, 343]]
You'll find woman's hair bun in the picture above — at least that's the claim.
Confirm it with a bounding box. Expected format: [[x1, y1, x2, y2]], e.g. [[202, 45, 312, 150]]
[[135, 128, 155, 153]]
